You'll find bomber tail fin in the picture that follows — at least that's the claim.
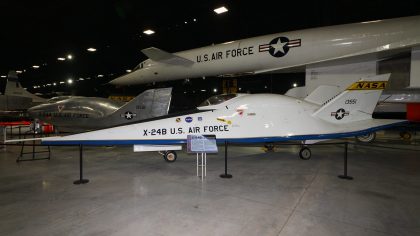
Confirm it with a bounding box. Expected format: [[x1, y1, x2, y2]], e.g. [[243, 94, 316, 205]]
[[5, 71, 46, 104], [312, 74, 390, 123], [110, 87, 172, 122]]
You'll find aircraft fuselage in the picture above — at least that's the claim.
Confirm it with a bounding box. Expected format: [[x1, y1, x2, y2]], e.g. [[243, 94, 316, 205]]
[[110, 15, 420, 85]]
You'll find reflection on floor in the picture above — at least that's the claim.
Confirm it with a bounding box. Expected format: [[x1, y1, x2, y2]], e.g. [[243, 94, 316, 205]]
[[0, 130, 419, 236]]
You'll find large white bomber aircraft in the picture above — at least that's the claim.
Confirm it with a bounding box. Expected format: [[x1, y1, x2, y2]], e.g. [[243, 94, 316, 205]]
[[42, 74, 405, 161], [109, 15, 420, 85]]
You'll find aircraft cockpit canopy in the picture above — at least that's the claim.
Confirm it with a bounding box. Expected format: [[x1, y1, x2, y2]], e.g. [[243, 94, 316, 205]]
[[133, 61, 146, 71], [199, 94, 239, 107]]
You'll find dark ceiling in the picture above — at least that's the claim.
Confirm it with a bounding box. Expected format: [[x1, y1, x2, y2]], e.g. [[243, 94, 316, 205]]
[[1, 0, 419, 97]]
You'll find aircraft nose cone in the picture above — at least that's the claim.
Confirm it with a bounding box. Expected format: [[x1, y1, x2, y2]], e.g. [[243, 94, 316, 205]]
[[109, 76, 128, 85], [109, 72, 141, 86]]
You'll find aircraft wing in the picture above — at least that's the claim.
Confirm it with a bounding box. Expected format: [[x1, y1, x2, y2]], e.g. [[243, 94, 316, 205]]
[[253, 40, 419, 75], [141, 47, 194, 66]]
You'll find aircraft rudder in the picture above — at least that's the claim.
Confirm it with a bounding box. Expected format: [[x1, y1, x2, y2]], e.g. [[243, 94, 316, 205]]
[[313, 74, 390, 123], [113, 87, 172, 121]]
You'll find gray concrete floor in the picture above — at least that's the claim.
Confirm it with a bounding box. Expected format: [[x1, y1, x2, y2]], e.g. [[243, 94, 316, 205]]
[[1, 131, 420, 236]]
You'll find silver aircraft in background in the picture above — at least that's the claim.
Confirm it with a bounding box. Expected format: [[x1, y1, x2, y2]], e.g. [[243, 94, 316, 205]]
[[0, 71, 46, 114], [28, 88, 172, 133]]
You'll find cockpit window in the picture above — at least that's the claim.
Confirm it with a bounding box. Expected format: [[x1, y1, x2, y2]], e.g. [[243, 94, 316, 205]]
[[133, 61, 145, 71], [199, 94, 239, 107]]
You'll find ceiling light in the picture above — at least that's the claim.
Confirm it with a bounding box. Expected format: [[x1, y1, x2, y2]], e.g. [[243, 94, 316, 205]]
[[201, 89, 206, 92], [57, 57, 66, 61], [214, 6, 228, 14], [79, 78, 84, 81], [87, 48, 96, 52], [97, 74, 104, 78], [16, 70, 23, 74], [67, 54, 73, 60], [143, 29, 155, 35], [53, 82, 57, 86], [59, 81, 65, 84], [1, 75, 6, 78], [67, 79, 73, 84], [33, 86, 37, 89], [126, 69, 132, 73], [293, 83, 297, 87], [193, 18, 197, 22], [184, 21, 188, 24], [32, 65, 40, 69], [213, 88, 217, 93]]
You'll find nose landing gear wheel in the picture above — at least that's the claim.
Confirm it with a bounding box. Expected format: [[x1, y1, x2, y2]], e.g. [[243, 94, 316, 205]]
[[163, 151, 177, 162], [356, 132, 376, 143], [264, 143, 275, 152], [299, 147, 311, 160]]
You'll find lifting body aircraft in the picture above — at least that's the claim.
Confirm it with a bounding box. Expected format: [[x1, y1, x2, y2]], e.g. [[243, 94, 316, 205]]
[[40, 74, 405, 161], [0, 71, 46, 117], [27, 88, 172, 132], [109, 15, 420, 85]]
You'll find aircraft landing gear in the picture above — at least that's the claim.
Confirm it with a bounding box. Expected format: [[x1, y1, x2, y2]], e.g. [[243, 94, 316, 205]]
[[163, 151, 177, 162], [263, 143, 275, 152], [299, 147, 311, 160], [355, 132, 376, 143], [400, 131, 412, 140]]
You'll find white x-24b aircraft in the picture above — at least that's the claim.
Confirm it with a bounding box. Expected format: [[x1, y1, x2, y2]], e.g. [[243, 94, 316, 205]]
[[42, 74, 405, 161]]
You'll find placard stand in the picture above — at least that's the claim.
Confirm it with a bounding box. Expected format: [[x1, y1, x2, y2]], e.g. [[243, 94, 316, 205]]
[[187, 135, 217, 179], [196, 153, 207, 177]]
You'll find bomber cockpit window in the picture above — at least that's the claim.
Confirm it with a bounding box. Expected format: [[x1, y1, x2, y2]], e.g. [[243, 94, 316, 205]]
[[133, 61, 145, 71], [199, 94, 239, 107]]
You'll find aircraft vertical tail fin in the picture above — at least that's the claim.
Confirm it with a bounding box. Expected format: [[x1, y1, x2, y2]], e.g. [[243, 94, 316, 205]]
[[4, 71, 46, 104], [111, 87, 172, 122], [312, 74, 390, 123], [5, 71, 21, 95]]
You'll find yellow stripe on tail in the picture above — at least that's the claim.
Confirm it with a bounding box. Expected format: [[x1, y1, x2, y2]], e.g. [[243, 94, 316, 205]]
[[347, 81, 387, 90]]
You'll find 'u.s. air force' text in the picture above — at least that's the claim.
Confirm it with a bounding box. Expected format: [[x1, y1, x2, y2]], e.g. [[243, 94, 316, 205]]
[[196, 46, 254, 63], [143, 125, 229, 136]]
